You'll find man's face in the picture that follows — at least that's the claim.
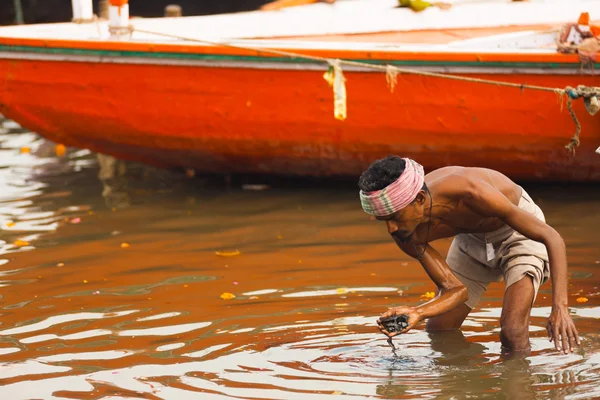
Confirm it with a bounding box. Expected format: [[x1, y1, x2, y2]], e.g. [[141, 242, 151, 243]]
[[375, 194, 425, 243]]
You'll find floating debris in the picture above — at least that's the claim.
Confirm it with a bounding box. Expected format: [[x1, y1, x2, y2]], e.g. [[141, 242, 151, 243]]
[[421, 291, 436, 300], [215, 250, 240, 257], [576, 297, 589, 303], [55, 144, 66, 157], [20, 147, 30, 154], [13, 240, 29, 247], [120, 242, 130, 248], [242, 184, 270, 191], [220, 292, 236, 300]]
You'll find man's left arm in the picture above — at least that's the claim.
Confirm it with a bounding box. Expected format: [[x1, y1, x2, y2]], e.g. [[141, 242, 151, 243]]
[[463, 181, 580, 354]]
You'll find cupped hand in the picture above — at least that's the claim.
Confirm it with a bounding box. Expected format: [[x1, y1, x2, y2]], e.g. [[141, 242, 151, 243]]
[[377, 306, 421, 337]]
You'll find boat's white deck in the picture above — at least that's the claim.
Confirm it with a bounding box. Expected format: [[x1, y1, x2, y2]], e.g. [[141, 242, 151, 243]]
[[0, 0, 597, 53]]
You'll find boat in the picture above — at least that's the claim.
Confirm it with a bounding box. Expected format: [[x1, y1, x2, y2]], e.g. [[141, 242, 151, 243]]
[[0, 0, 598, 181]]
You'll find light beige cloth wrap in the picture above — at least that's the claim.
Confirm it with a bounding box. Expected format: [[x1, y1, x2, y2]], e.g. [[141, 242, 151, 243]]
[[446, 188, 550, 309]]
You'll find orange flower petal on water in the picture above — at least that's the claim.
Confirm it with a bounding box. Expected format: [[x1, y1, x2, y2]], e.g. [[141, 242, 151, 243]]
[[5, 221, 16, 228], [13, 239, 30, 247], [421, 291, 436, 300], [55, 144, 66, 157], [120, 242, 130, 248], [215, 250, 240, 257], [220, 292, 236, 300], [20, 147, 30, 154], [576, 297, 589, 303]]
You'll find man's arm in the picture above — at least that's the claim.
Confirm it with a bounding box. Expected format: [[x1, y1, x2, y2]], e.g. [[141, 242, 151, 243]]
[[463, 179, 579, 353], [378, 243, 467, 336]]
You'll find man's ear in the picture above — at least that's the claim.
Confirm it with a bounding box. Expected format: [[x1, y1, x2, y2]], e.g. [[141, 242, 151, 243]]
[[414, 190, 427, 205]]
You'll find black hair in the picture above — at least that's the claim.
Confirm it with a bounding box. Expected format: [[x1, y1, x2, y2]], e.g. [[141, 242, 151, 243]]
[[358, 155, 426, 193]]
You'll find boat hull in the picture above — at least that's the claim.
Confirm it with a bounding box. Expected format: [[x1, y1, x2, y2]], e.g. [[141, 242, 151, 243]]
[[0, 55, 598, 181]]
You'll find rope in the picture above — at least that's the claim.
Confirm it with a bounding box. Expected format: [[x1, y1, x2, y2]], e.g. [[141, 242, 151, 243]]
[[563, 85, 600, 154], [132, 27, 599, 153], [565, 98, 581, 154], [134, 28, 560, 93]]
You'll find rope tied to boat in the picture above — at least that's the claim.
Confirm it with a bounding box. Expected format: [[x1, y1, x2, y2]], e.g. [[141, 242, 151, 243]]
[[323, 60, 347, 121], [563, 85, 600, 154], [386, 65, 399, 93], [132, 27, 599, 154]]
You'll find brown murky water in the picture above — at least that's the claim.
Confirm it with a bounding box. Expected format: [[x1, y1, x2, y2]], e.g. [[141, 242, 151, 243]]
[[0, 115, 599, 399]]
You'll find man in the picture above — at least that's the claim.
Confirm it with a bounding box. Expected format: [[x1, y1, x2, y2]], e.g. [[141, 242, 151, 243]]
[[358, 156, 579, 355]]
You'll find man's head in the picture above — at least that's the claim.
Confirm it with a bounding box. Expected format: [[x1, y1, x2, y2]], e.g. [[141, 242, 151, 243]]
[[358, 156, 428, 243]]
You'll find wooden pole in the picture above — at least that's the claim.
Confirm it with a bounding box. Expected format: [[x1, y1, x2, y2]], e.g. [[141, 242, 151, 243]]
[[13, 0, 24, 24]]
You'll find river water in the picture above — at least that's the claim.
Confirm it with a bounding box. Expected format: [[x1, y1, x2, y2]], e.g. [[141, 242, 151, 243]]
[[0, 115, 599, 399]]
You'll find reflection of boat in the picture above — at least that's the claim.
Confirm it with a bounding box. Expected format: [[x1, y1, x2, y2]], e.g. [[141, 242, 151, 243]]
[[0, 0, 599, 181]]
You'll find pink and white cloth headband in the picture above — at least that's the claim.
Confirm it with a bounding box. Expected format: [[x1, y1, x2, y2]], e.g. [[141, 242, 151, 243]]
[[359, 158, 425, 216]]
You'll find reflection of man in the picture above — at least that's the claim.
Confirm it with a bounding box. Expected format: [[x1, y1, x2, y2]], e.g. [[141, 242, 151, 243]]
[[358, 156, 579, 356], [261, 0, 335, 11]]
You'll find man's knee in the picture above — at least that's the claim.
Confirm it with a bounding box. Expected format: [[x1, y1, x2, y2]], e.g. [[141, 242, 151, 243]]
[[500, 323, 530, 351], [426, 303, 471, 332]]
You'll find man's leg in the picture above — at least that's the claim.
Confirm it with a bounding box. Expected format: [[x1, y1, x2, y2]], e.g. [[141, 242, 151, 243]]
[[500, 275, 535, 355]]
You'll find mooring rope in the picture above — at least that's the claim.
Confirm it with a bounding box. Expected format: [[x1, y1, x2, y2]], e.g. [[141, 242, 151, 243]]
[[133, 27, 599, 153]]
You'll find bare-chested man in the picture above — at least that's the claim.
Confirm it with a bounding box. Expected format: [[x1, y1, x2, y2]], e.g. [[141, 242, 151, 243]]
[[358, 156, 579, 355]]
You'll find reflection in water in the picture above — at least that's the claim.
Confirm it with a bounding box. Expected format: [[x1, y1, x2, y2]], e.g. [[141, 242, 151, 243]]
[[0, 114, 599, 399], [97, 153, 130, 210]]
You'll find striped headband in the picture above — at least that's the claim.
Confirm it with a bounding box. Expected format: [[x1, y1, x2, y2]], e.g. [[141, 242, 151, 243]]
[[359, 158, 425, 216]]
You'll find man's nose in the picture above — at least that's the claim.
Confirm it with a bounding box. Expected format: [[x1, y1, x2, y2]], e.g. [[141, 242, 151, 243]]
[[386, 220, 398, 235]]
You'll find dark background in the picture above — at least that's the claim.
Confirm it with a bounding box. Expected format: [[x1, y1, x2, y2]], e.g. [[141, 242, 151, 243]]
[[1, 1, 274, 25]]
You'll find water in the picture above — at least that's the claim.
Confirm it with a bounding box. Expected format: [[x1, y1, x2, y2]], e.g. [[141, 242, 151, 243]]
[[0, 115, 599, 399]]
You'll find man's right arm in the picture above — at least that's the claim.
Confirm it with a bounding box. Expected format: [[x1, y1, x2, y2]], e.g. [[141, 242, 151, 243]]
[[404, 243, 468, 319], [378, 244, 467, 336]]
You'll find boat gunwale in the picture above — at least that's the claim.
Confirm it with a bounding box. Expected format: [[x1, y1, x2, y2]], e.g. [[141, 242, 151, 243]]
[[0, 36, 589, 67]]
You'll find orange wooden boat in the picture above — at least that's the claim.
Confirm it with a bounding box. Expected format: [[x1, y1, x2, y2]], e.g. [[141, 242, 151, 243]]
[[0, 0, 599, 181]]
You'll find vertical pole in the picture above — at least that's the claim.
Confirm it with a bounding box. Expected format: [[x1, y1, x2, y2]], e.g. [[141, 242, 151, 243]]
[[71, 0, 94, 22], [99, 0, 109, 19], [165, 4, 182, 17], [109, 0, 132, 37], [13, 0, 24, 25]]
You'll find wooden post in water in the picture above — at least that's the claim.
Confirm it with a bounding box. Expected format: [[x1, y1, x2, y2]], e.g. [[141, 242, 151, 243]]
[[165, 4, 182, 17], [13, 0, 24, 24], [108, 0, 132, 37], [71, 0, 94, 22]]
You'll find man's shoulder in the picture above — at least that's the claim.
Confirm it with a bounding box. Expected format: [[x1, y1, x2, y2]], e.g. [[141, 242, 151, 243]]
[[426, 167, 481, 196]]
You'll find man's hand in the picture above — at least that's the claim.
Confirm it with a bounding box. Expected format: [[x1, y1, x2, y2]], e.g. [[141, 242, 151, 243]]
[[377, 306, 421, 337], [547, 305, 580, 354]]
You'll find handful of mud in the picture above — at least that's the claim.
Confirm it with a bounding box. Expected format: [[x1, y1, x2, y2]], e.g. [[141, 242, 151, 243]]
[[380, 314, 409, 333], [380, 314, 409, 353]]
